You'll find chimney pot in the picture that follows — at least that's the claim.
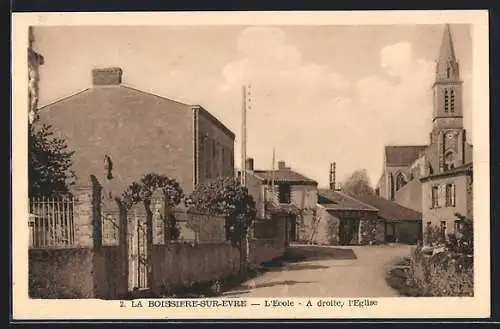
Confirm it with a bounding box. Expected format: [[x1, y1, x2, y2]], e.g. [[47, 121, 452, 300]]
[[92, 67, 123, 86], [246, 158, 254, 171]]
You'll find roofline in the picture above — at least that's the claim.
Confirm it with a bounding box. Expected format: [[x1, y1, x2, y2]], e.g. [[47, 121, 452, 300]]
[[38, 88, 92, 111], [251, 170, 318, 185], [317, 189, 379, 212], [420, 163, 472, 182], [120, 84, 195, 107], [36, 85, 235, 140], [323, 207, 378, 212], [383, 217, 422, 222], [195, 105, 235, 140], [384, 144, 428, 148]]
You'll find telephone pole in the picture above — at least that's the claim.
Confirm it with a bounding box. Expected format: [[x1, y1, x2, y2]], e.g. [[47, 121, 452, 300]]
[[241, 84, 251, 186]]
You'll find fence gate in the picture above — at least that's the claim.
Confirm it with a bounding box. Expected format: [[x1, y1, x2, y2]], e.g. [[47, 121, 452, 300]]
[[128, 209, 148, 291]]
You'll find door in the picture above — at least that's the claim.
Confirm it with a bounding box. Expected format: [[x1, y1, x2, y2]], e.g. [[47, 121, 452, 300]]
[[385, 222, 396, 243], [339, 218, 360, 245], [128, 208, 148, 291], [289, 215, 297, 242]]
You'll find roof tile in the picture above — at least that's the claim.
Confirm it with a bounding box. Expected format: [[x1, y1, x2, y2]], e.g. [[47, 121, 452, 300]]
[[385, 145, 427, 166]]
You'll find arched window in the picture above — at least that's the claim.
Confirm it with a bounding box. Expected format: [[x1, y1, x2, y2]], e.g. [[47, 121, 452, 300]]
[[444, 89, 449, 113], [395, 172, 407, 191], [447, 67, 451, 78]]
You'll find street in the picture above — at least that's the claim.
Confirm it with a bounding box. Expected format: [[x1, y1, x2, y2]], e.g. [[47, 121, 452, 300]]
[[223, 244, 413, 298]]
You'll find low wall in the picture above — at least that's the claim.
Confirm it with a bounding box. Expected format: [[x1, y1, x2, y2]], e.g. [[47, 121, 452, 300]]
[[30, 238, 285, 299], [29, 247, 128, 299], [94, 246, 129, 299], [150, 242, 240, 295], [249, 238, 285, 265], [29, 248, 96, 299]]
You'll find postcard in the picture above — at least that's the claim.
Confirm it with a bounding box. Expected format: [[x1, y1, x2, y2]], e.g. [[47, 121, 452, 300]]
[[12, 10, 490, 320]]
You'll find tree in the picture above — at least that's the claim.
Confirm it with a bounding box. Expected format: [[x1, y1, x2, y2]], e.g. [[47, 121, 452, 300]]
[[185, 177, 257, 274], [28, 123, 76, 197], [340, 169, 374, 196], [119, 173, 184, 287], [185, 177, 257, 245]]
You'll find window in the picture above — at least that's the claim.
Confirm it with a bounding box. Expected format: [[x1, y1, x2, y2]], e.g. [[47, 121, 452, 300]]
[[450, 89, 455, 112], [278, 184, 291, 204], [447, 67, 451, 78], [444, 89, 449, 112], [440, 221, 447, 239], [395, 172, 407, 191], [454, 219, 461, 233], [445, 184, 456, 207], [431, 186, 439, 208], [204, 137, 212, 179]]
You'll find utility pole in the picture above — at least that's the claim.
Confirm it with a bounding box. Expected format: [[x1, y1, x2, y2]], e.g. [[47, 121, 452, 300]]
[[241, 85, 250, 187], [240, 84, 251, 276]]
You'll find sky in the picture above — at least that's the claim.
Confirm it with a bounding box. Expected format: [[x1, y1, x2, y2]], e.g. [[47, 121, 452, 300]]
[[33, 24, 472, 188]]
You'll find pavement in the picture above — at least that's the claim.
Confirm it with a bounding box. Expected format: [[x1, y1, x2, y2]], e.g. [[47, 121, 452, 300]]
[[222, 243, 413, 298]]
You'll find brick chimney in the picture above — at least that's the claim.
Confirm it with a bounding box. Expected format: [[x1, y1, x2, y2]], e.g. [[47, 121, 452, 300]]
[[329, 162, 336, 190], [92, 67, 123, 86], [246, 157, 254, 172]]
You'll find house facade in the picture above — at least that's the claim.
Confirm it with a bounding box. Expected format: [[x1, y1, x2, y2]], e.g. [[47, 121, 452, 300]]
[[420, 163, 473, 238], [36, 67, 235, 198], [241, 159, 318, 243], [375, 25, 473, 240], [354, 192, 422, 244], [314, 189, 383, 245]]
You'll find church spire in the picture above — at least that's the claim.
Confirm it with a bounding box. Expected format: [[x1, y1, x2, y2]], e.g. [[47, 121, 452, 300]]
[[435, 24, 460, 82], [439, 24, 456, 63]]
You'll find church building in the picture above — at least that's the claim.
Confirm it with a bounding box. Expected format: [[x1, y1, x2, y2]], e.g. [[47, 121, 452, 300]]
[[376, 24, 473, 238]]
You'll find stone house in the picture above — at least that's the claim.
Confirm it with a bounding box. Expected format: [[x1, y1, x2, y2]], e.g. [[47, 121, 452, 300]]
[[353, 192, 423, 244], [241, 158, 318, 243], [420, 163, 473, 238], [314, 189, 382, 245], [36, 67, 235, 198]]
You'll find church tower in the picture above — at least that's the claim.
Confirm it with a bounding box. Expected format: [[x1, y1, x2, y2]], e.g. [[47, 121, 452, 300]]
[[431, 24, 467, 173]]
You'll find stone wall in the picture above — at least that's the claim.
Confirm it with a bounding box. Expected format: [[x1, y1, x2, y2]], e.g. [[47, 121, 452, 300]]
[[394, 178, 423, 213], [150, 242, 240, 295], [311, 206, 340, 245], [29, 248, 95, 299], [249, 238, 285, 265]]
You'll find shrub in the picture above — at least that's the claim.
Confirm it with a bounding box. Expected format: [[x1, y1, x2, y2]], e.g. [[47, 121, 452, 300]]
[[407, 246, 473, 297], [185, 177, 257, 247]]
